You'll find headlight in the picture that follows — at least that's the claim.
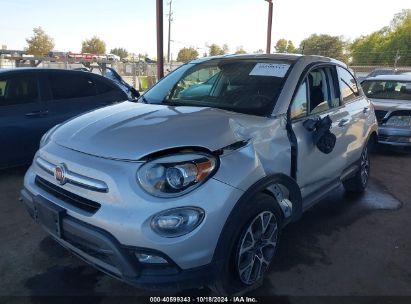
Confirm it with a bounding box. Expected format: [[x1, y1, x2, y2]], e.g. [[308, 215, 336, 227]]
[[384, 116, 411, 128], [151, 207, 205, 237], [39, 124, 61, 148], [137, 152, 218, 197]]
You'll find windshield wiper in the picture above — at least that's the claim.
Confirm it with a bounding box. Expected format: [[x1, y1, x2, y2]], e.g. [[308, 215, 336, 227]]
[[162, 99, 206, 107]]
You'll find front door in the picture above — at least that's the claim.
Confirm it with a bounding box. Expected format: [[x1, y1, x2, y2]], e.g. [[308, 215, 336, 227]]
[[290, 65, 351, 202]]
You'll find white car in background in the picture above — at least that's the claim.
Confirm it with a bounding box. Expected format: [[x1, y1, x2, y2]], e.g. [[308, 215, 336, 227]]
[[361, 74, 411, 147], [107, 54, 120, 61]]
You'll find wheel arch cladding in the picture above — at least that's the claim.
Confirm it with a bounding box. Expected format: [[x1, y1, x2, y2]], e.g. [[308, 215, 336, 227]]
[[212, 173, 302, 264]]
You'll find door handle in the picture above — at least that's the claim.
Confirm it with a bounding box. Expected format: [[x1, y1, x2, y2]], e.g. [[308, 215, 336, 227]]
[[25, 110, 49, 117], [338, 118, 349, 127], [363, 107, 369, 113]]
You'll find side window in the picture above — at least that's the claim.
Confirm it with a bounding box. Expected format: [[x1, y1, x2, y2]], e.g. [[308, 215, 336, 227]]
[[50, 73, 97, 100], [0, 76, 39, 106], [290, 80, 308, 119], [308, 67, 335, 114], [0, 80, 6, 97], [337, 66, 359, 103], [308, 67, 341, 114]]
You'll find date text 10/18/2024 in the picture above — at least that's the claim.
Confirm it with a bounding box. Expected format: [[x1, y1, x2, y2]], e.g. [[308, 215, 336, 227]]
[[149, 297, 258, 303]]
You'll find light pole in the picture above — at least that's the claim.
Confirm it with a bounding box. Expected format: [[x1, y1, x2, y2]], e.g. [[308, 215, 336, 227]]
[[156, 0, 164, 79], [167, 0, 173, 63], [265, 0, 273, 54]]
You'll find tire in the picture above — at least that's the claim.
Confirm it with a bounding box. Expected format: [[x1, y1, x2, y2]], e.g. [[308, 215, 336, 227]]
[[343, 145, 370, 193], [210, 193, 282, 295]]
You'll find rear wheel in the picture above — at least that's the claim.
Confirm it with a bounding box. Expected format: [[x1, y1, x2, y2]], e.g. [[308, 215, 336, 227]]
[[210, 193, 282, 295], [343, 145, 370, 193]]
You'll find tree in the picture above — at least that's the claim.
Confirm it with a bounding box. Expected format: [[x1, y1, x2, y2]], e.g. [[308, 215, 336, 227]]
[[299, 34, 348, 62], [275, 39, 288, 53], [208, 43, 229, 56], [81, 36, 106, 54], [234, 46, 247, 54], [254, 49, 264, 54], [177, 47, 199, 63], [25, 27, 55, 56], [286, 40, 297, 53], [350, 10, 411, 66], [110, 47, 128, 59]]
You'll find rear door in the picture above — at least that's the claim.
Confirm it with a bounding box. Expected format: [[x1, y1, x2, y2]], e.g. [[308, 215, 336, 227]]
[[43, 71, 127, 128], [336, 66, 369, 166], [0, 71, 48, 167], [290, 65, 351, 202]]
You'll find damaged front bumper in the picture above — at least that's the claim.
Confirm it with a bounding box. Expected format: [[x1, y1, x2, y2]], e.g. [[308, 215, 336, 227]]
[[20, 188, 221, 290]]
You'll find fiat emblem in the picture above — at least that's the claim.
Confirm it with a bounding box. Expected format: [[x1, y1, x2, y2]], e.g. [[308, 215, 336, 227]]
[[54, 164, 67, 185]]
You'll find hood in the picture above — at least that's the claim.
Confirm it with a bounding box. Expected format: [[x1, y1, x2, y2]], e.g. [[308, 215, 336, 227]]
[[370, 98, 411, 112], [52, 102, 268, 160]]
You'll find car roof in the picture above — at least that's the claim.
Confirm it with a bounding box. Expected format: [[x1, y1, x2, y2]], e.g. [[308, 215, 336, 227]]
[[363, 74, 411, 82], [190, 53, 346, 66], [0, 68, 95, 76]]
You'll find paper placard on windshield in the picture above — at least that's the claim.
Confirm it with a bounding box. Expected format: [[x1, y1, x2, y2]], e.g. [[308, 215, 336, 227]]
[[249, 63, 290, 77]]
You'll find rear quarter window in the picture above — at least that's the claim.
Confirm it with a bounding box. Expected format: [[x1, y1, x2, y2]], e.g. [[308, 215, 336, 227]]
[[93, 77, 117, 94]]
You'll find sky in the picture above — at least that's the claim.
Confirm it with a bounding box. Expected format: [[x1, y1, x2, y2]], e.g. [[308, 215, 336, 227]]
[[1, 0, 410, 59]]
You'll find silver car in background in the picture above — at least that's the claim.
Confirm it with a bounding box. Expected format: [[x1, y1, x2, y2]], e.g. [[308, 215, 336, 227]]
[[21, 54, 378, 294], [361, 74, 411, 147]]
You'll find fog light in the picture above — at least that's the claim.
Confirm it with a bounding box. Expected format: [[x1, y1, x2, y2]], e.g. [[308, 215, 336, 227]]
[[151, 207, 205, 238], [135, 253, 168, 264]]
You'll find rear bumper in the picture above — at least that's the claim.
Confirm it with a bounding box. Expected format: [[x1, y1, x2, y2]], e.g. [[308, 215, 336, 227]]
[[378, 126, 411, 147], [20, 188, 220, 290]]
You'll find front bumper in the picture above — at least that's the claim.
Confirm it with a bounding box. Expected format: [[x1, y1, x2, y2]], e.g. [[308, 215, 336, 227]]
[[20, 188, 221, 290], [378, 126, 411, 147]]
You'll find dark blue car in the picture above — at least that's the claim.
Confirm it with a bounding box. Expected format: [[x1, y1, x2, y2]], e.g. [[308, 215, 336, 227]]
[[0, 68, 129, 169]]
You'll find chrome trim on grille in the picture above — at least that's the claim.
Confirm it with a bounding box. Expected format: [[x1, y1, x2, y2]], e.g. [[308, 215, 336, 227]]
[[36, 157, 55, 175], [35, 157, 109, 193]]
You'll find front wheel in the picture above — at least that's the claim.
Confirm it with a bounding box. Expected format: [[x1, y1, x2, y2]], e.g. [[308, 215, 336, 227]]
[[236, 210, 279, 285], [210, 193, 282, 295], [343, 145, 370, 193]]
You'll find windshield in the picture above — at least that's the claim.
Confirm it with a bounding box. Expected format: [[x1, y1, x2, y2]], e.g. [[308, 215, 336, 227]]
[[142, 58, 292, 116], [362, 80, 411, 101]]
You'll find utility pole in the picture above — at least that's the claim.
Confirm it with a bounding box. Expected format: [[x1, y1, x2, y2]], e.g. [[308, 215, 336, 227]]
[[394, 50, 400, 70], [265, 0, 273, 54], [167, 0, 173, 63], [156, 0, 164, 79]]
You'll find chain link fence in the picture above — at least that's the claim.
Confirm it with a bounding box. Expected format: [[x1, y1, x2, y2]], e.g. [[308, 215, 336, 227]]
[[1, 54, 410, 91], [0, 55, 182, 92]]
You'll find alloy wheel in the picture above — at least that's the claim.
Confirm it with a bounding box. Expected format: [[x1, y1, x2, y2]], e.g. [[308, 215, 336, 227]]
[[360, 147, 370, 186], [236, 211, 278, 285]]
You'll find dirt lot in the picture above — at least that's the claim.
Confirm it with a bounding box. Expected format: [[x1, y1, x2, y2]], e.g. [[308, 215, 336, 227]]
[[0, 150, 410, 303]]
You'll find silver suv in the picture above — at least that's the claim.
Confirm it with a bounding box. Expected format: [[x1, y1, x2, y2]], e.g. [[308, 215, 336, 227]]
[[21, 54, 378, 294]]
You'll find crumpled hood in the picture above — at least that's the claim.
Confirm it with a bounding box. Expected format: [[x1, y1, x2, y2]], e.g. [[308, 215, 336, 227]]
[[370, 98, 411, 112], [52, 102, 266, 160]]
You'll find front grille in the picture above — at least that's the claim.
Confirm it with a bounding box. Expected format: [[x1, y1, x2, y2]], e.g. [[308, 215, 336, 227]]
[[35, 176, 101, 214], [375, 110, 388, 124]]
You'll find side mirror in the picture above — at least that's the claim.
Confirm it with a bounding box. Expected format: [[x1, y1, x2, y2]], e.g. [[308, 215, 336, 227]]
[[304, 115, 336, 154], [303, 116, 320, 132]]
